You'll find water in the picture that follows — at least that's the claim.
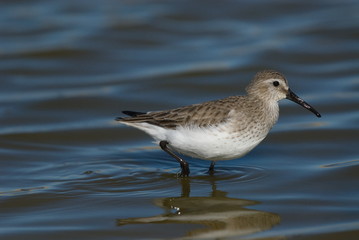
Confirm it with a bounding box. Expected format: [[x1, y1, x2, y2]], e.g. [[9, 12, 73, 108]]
[[1, 0, 358, 239]]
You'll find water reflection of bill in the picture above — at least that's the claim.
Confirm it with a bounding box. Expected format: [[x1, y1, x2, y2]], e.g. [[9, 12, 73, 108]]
[[117, 178, 280, 239]]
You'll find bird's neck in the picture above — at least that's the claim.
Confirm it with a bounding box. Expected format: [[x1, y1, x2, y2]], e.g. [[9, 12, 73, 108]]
[[246, 95, 279, 128], [265, 99, 280, 127]]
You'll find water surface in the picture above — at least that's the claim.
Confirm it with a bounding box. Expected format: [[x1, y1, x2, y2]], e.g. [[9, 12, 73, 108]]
[[1, 0, 359, 239]]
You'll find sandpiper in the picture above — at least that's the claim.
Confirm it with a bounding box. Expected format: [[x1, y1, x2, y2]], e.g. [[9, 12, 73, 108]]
[[117, 70, 321, 176]]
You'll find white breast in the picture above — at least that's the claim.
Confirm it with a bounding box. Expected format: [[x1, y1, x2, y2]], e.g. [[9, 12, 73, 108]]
[[124, 121, 267, 161], [164, 124, 267, 161]]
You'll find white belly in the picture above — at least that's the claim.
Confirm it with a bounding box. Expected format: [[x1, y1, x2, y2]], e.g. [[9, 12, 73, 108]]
[[124, 122, 268, 161], [165, 125, 266, 161]]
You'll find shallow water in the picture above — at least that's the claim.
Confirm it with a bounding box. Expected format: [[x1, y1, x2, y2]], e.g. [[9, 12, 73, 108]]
[[1, 0, 359, 239]]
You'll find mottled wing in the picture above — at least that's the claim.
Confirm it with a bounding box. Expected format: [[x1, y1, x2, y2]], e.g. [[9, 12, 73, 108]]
[[117, 96, 241, 129]]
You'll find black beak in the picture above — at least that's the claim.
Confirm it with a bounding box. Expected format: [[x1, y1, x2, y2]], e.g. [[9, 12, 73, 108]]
[[286, 89, 321, 118]]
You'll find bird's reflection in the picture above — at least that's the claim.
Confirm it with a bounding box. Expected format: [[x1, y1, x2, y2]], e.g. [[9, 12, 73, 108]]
[[117, 177, 280, 239]]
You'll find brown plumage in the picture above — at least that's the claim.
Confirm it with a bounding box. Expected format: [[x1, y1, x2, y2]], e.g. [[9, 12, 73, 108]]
[[118, 96, 242, 129]]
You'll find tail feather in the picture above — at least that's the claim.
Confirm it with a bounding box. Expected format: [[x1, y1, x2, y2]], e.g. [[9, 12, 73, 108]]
[[116, 110, 147, 121], [122, 111, 146, 117]]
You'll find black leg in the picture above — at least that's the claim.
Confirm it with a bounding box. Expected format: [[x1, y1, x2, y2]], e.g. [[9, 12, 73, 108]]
[[208, 161, 215, 175], [159, 141, 190, 177]]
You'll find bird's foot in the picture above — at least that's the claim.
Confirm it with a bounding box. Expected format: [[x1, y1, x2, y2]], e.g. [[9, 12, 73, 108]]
[[177, 164, 190, 177], [208, 161, 215, 175]]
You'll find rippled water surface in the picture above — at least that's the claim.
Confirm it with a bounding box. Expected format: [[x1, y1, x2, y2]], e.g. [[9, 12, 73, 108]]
[[1, 0, 359, 239]]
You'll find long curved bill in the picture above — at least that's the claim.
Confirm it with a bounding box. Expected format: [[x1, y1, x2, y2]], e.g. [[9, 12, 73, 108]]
[[286, 89, 321, 118]]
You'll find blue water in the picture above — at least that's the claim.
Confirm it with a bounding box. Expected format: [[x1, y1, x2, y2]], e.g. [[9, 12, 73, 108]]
[[1, 0, 359, 239]]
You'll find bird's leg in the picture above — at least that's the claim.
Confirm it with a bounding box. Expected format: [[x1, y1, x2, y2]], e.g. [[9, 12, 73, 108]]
[[159, 141, 190, 177], [208, 161, 215, 175]]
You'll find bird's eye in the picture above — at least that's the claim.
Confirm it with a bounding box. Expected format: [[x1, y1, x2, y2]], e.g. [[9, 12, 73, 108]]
[[273, 81, 279, 87]]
